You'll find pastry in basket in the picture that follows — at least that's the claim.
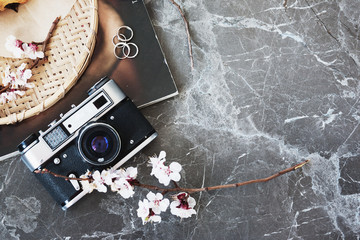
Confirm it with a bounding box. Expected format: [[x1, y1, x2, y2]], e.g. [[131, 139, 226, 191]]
[[0, 0, 28, 12]]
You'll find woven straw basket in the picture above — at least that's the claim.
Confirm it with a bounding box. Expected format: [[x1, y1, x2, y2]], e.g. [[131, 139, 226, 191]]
[[0, 0, 98, 125]]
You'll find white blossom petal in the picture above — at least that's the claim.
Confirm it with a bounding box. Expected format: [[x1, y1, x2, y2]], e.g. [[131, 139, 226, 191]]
[[150, 215, 161, 223], [157, 173, 171, 186], [90, 170, 108, 193], [80, 180, 96, 193], [102, 168, 121, 185], [92, 170, 101, 181], [158, 198, 170, 213], [169, 172, 181, 182], [169, 162, 182, 172], [187, 195, 197, 208], [125, 166, 137, 179], [158, 151, 166, 159], [36, 51, 44, 59], [80, 170, 96, 193], [96, 183, 108, 193], [137, 199, 150, 219], [146, 191, 157, 201]]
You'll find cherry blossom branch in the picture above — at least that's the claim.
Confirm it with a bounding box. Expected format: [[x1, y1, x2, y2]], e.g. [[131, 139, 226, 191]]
[[133, 160, 310, 194], [29, 16, 61, 69], [0, 17, 60, 102], [169, 0, 194, 69], [36, 159, 309, 194], [33, 153, 310, 222]]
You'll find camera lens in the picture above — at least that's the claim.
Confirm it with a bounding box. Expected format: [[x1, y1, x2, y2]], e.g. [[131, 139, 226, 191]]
[[91, 136, 109, 153], [78, 123, 121, 166]]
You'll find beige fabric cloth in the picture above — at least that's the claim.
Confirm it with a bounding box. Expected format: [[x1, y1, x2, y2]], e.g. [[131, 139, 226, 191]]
[[0, 0, 76, 57]]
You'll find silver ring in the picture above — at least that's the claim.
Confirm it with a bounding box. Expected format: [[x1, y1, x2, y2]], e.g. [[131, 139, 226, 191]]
[[117, 26, 133, 42], [112, 34, 127, 47], [125, 42, 139, 59], [114, 42, 130, 60]]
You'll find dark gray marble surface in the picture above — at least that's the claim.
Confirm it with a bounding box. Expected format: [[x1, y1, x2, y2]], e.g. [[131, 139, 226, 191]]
[[1, 0, 360, 239]]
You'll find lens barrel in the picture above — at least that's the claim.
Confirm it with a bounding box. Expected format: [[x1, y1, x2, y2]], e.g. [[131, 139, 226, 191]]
[[78, 122, 121, 166]]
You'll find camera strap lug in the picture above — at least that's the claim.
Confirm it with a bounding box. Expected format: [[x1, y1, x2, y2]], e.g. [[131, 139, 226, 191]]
[[68, 174, 80, 191]]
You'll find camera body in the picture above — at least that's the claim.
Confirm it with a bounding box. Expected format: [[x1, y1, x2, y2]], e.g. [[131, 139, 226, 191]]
[[18, 77, 157, 210]]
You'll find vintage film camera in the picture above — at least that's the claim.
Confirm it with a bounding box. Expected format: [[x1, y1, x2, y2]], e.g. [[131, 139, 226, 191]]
[[18, 77, 157, 210]]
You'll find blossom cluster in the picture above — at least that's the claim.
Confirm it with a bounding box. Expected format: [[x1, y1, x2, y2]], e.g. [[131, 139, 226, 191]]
[[80, 167, 137, 199], [0, 63, 33, 104], [79, 152, 197, 224], [136, 191, 197, 224], [0, 35, 44, 104], [5, 35, 44, 59]]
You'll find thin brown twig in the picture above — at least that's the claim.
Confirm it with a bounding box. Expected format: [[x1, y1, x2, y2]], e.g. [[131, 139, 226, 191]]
[[168, 0, 194, 69], [36, 160, 310, 195], [0, 86, 9, 94], [283, 0, 288, 9], [172, 180, 180, 188], [29, 16, 61, 69], [34, 169, 91, 181], [132, 160, 310, 194]]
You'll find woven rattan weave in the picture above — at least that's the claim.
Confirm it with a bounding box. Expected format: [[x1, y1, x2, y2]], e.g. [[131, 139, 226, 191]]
[[0, 0, 98, 125]]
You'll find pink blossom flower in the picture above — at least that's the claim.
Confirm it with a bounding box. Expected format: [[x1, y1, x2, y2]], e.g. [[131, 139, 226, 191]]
[[91, 170, 108, 193], [0, 91, 25, 104], [137, 191, 169, 225], [80, 170, 108, 193], [2, 63, 33, 88], [0, 63, 33, 104], [101, 168, 122, 185], [79, 167, 138, 197], [170, 192, 197, 218], [118, 166, 137, 181], [137, 199, 161, 225], [149, 151, 182, 186], [109, 167, 137, 198], [111, 178, 135, 199], [5, 35, 44, 59], [149, 151, 166, 174], [23, 43, 44, 59], [5, 35, 23, 58], [80, 170, 98, 193], [146, 192, 169, 214]]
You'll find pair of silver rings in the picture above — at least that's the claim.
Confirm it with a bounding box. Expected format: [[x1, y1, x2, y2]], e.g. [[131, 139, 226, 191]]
[[113, 26, 139, 60]]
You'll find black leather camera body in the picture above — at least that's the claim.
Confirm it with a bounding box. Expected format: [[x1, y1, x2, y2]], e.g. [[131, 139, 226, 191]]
[[18, 77, 157, 210]]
